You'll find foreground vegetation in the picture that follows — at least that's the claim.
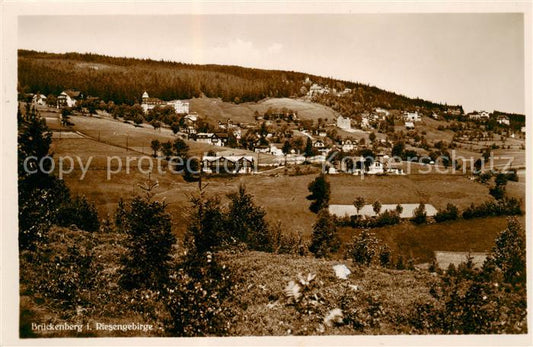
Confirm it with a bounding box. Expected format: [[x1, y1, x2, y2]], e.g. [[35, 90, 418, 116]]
[[20, 215, 527, 337], [18, 101, 527, 337]]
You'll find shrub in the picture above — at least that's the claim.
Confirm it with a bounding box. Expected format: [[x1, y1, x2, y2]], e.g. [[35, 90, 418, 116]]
[[410, 203, 427, 224], [347, 230, 381, 266], [165, 252, 233, 337], [56, 195, 100, 232], [478, 172, 493, 184], [434, 203, 459, 223], [504, 171, 519, 182], [21, 228, 99, 311], [378, 245, 392, 267], [270, 223, 309, 256], [416, 218, 527, 334], [462, 198, 522, 219], [484, 217, 526, 286], [489, 185, 506, 200], [375, 210, 401, 227], [336, 210, 400, 229], [340, 292, 386, 330]]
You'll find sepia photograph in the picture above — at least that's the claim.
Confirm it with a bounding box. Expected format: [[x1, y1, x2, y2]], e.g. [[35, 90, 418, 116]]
[[1, 1, 532, 346]]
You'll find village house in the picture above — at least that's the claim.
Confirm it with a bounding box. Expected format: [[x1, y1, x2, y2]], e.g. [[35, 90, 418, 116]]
[[254, 145, 270, 154], [213, 132, 229, 146], [405, 121, 415, 130], [141, 91, 190, 114], [269, 144, 284, 156], [338, 88, 352, 96], [202, 155, 256, 174], [184, 126, 196, 135], [497, 115, 510, 126], [374, 108, 390, 117], [336, 115, 351, 130], [366, 160, 385, 175], [184, 113, 198, 124], [404, 111, 421, 122], [57, 90, 81, 108], [195, 132, 227, 147], [468, 111, 490, 120], [341, 139, 355, 152], [360, 116, 371, 129], [318, 129, 328, 137], [521, 126, 526, 133], [307, 83, 329, 97], [32, 93, 47, 106], [446, 107, 463, 116]]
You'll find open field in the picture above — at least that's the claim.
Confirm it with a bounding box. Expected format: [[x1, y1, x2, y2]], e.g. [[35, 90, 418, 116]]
[[44, 106, 525, 267], [394, 117, 456, 143], [338, 216, 523, 264], [327, 174, 492, 210], [43, 111, 280, 164], [53, 134, 503, 238]]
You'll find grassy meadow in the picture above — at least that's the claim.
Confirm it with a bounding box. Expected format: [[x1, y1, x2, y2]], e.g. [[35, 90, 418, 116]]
[[190, 96, 339, 124], [43, 108, 525, 266]]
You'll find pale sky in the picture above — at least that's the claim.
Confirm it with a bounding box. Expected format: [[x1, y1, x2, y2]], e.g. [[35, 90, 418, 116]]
[[18, 14, 525, 114]]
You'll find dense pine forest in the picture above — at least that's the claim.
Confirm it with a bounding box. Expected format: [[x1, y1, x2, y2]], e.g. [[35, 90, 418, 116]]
[[19, 49, 457, 111]]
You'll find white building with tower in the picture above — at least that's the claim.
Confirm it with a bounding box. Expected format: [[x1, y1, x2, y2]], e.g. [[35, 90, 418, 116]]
[[141, 91, 190, 114]]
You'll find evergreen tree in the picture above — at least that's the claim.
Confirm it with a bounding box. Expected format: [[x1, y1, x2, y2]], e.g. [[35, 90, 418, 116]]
[[173, 138, 189, 158], [307, 174, 330, 213], [309, 210, 340, 258], [184, 192, 226, 254], [18, 105, 70, 250], [485, 217, 526, 286], [150, 139, 161, 157], [119, 181, 175, 290], [304, 137, 314, 157], [411, 202, 427, 224], [372, 200, 382, 215], [225, 185, 271, 251], [353, 197, 365, 217]]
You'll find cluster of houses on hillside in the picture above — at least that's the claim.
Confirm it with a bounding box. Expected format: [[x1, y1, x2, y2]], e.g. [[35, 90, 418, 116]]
[[335, 109, 423, 132], [466, 110, 512, 126], [304, 78, 352, 98]]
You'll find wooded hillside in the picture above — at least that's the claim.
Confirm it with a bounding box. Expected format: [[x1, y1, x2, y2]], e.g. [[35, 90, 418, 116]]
[[19, 50, 457, 112]]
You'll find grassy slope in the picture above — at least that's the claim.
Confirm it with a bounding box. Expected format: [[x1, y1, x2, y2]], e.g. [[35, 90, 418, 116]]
[[20, 226, 438, 337], [338, 216, 517, 264], [222, 251, 437, 335], [190, 96, 339, 124], [44, 107, 524, 266]]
